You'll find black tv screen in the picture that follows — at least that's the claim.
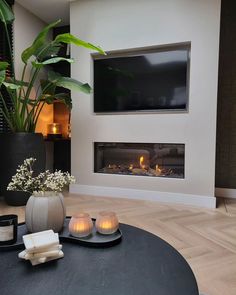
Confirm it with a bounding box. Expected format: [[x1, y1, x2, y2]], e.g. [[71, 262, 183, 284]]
[[93, 46, 190, 113]]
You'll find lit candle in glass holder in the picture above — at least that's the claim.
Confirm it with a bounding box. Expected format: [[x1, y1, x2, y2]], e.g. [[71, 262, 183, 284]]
[[95, 211, 119, 235], [69, 213, 93, 238], [47, 123, 62, 139]]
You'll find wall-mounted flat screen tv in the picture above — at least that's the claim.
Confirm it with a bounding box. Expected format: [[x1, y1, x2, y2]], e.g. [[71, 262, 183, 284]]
[[93, 44, 190, 113]]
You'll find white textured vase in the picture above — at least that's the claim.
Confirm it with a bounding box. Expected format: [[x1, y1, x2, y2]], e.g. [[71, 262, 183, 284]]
[[25, 192, 66, 233]]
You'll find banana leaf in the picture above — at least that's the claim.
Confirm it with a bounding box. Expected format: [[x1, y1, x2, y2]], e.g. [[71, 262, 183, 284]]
[[0, 0, 14, 24], [40, 93, 72, 109], [48, 71, 91, 94], [5, 78, 29, 87], [0, 61, 9, 70], [21, 19, 61, 64], [55, 33, 106, 55], [0, 70, 6, 85], [32, 57, 74, 69]]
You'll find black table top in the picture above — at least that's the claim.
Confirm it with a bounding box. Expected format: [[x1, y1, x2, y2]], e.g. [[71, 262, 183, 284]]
[[0, 223, 199, 295]]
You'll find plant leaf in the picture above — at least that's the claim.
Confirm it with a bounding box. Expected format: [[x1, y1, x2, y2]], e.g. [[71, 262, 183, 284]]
[[2, 82, 20, 90], [55, 33, 106, 55], [20, 98, 36, 106], [6, 77, 29, 87], [40, 94, 55, 104], [21, 19, 61, 64], [35, 43, 61, 61], [0, 0, 14, 24], [49, 93, 72, 108], [0, 61, 9, 70], [56, 77, 91, 94], [47, 70, 91, 94], [54, 93, 72, 109], [40, 79, 56, 95], [32, 57, 74, 68], [39, 93, 72, 109], [48, 70, 62, 82], [0, 70, 6, 85]]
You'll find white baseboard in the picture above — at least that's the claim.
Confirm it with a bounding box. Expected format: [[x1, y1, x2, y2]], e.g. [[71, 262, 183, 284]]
[[215, 187, 236, 199], [70, 184, 216, 209]]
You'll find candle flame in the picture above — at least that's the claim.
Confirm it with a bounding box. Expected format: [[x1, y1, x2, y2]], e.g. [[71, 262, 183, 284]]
[[52, 126, 57, 134]]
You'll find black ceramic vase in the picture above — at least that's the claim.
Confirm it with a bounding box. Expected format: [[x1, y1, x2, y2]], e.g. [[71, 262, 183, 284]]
[[0, 133, 46, 206]]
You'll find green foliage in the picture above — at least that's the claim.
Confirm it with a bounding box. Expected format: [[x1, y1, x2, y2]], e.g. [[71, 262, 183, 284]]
[[21, 19, 61, 64], [32, 57, 74, 69], [0, 0, 14, 24], [0, 4, 105, 133], [55, 33, 106, 55]]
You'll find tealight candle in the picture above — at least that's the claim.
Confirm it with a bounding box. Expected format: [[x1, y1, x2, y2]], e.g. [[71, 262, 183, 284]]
[[95, 211, 119, 235], [47, 123, 62, 139], [69, 213, 93, 238]]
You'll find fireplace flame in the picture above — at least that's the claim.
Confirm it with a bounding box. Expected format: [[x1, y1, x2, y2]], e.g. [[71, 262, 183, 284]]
[[139, 156, 145, 169], [129, 164, 133, 170], [155, 164, 162, 175]]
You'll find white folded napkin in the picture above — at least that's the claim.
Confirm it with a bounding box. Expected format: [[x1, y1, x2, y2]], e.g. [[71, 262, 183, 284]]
[[30, 250, 64, 266], [18, 245, 63, 260], [19, 230, 64, 266], [23, 230, 59, 253]]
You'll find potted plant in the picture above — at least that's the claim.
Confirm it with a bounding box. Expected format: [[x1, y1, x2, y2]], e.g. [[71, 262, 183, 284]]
[[7, 158, 75, 232], [0, 0, 105, 205]]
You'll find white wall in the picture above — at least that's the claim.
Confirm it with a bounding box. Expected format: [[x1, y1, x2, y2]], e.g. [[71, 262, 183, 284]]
[[13, 3, 53, 135], [70, 0, 221, 207], [14, 3, 47, 80]]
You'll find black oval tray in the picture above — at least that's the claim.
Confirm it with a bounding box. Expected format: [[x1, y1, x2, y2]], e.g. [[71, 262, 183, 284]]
[[60, 217, 122, 248], [0, 217, 122, 251]]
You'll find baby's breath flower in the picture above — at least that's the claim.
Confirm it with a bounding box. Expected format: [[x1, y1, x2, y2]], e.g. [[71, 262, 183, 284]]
[[7, 158, 76, 195]]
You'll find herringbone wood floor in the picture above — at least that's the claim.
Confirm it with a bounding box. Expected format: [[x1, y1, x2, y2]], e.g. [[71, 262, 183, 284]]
[[0, 194, 236, 295]]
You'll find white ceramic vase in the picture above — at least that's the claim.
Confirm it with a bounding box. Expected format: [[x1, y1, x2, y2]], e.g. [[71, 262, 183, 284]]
[[25, 192, 66, 233]]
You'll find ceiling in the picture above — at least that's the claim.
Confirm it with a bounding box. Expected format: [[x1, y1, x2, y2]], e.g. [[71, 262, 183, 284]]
[[16, 0, 73, 25]]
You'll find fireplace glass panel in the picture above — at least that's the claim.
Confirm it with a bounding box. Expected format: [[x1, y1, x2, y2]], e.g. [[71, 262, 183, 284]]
[[94, 143, 184, 178]]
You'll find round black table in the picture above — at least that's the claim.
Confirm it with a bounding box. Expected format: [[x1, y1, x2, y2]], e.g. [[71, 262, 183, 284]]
[[0, 223, 199, 295]]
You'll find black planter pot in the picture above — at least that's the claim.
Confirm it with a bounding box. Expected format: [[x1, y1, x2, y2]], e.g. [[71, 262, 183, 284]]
[[0, 133, 46, 206]]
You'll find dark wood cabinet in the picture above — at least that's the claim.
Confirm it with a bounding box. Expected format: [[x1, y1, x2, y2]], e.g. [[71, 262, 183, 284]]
[[45, 138, 71, 173], [53, 139, 71, 172]]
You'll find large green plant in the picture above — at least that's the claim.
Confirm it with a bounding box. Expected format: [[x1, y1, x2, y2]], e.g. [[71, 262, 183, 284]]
[[0, 0, 105, 132]]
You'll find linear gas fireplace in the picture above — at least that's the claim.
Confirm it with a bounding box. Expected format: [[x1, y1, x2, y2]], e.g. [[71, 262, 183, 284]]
[[94, 143, 185, 178]]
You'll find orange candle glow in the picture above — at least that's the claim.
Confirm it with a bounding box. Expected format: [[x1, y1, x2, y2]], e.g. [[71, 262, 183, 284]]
[[47, 123, 62, 135], [95, 211, 119, 235], [69, 213, 93, 238]]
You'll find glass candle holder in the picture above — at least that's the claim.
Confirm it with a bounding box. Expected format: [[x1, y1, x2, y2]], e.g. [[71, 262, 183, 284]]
[[95, 211, 119, 235], [0, 215, 18, 245], [47, 123, 62, 139], [69, 213, 93, 238]]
